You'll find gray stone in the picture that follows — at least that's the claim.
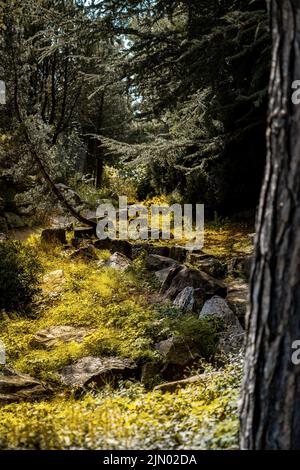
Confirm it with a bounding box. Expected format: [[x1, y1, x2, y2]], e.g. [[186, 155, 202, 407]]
[[94, 239, 132, 258], [58, 357, 135, 387], [173, 287, 194, 311], [98, 252, 132, 271], [0, 366, 46, 406], [146, 254, 179, 271], [161, 265, 227, 301], [31, 326, 96, 350], [199, 296, 244, 354], [155, 336, 200, 381]]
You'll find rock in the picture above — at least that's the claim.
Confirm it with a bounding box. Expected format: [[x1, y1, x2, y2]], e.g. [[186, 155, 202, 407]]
[[199, 296, 244, 354], [42, 269, 65, 298], [154, 373, 214, 393], [0, 366, 46, 406], [31, 326, 96, 350], [94, 239, 132, 258], [154, 267, 176, 284], [188, 254, 227, 279], [173, 287, 194, 311], [155, 336, 200, 381], [4, 212, 26, 229], [99, 252, 132, 271], [161, 265, 227, 301], [70, 244, 98, 261], [41, 228, 67, 245], [226, 281, 249, 326], [131, 242, 170, 259], [227, 255, 253, 280], [58, 357, 135, 387], [169, 245, 189, 263], [141, 362, 163, 388], [146, 254, 179, 271]]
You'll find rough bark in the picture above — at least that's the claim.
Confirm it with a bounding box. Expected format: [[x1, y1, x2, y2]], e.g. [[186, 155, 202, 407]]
[[240, 0, 300, 449]]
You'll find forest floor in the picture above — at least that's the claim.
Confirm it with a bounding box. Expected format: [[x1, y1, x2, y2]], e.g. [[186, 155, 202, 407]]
[[0, 222, 252, 450]]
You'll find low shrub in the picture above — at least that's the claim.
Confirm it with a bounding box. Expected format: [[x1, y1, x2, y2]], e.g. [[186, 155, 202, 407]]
[[0, 240, 43, 312]]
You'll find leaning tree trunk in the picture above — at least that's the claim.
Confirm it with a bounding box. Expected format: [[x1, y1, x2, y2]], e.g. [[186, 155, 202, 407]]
[[240, 0, 300, 449]]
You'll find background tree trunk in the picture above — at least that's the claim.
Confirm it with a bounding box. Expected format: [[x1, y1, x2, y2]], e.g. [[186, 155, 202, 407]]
[[240, 0, 300, 449]]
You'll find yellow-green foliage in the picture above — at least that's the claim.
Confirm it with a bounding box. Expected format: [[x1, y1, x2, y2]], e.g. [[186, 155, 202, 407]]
[[0, 361, 241, 450], [0, 237, 220, 380]]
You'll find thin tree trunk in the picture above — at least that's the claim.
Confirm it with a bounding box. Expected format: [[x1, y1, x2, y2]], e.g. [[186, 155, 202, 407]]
[[240, 0, 300, 449]]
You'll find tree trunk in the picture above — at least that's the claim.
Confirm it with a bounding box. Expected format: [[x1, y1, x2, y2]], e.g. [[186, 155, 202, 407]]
[[240, 0, 300, 449]]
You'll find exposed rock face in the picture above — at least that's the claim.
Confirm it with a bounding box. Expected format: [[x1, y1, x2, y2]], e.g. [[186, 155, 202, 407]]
[[131, 243, 170, 260], [187, 254, 227, 279], [161, 265, 227, 301], [199, 296, 244, 354], [58, 357, 135, 387], [98, 252, 132, 271], [31, 326, 95, 350], [146, 254, 179, 272], [169, 245, 189, 263], [173, 287, 194, 311], [141, 362, 163, 389], [0, 367, 45, 406], [155, 336, 200, 381], [70, 244, 98, 261], [41, 228, 67, 245], [94, 239, 133, 258], [227, 255, 253, 280]]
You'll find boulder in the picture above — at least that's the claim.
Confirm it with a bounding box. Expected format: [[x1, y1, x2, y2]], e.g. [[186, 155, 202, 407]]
[[146, 254, 179, 272], [155, 336, 200, 381], [169, 245, 189, 263], [161, 265, 227, 301], [0, 366, 46, 406], [173, 287, 194, 311], [141, 362, 163, 389], [94, 239, 132, 258], [187, 254, 227, 278], [154, 267, 176, 284], [41, 228, 67, 245], [131, 242, 170, 259], [42, 269, 65, 299], [31, 326, 96, 350], [98, 252, 132, 271], [199, 296, 244, 354], [227, 255, 253, 280], [58, 357, 135, 387]]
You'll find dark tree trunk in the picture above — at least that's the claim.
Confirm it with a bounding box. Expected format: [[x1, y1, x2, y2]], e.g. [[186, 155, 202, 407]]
[[240, 0, 300, 449]]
